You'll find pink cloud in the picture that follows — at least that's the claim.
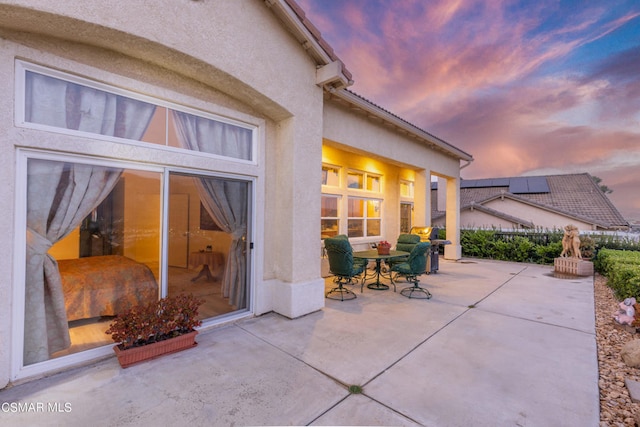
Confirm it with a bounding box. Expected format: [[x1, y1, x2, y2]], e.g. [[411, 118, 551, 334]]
[[298, 0, 640, 220]]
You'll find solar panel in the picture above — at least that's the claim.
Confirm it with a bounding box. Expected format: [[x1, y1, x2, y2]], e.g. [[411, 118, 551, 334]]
[[508, 177, 550, 194], [460, 180, 477, 188], [491, 178, 509, 186], [460, 176, 548, 193], [462, 178, 513, 189], [527, 176, 550, 193], [509, 177, 529, 193]]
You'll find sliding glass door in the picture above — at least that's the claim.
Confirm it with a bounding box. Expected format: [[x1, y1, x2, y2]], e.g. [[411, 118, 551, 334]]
[[166, 173, 250, 319], [21, 154, 252, 368]]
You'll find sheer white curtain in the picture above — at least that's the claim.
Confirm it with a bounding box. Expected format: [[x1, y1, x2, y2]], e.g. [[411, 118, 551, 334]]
[[170, 110, 252, 161], [172, 111, 249, 308], [24, 72, 156, 364]]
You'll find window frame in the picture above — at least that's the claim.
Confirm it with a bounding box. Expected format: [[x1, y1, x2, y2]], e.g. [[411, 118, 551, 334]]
[[320, 193, 341, 239], [321, 164, 341, 188], [400, 180, 414, 198], [346, 169, 381, 193], [400, 202, 414, 234], [399, 180, 415, 233], [347, 196, 382, 239], [15, 60, 258, 165]]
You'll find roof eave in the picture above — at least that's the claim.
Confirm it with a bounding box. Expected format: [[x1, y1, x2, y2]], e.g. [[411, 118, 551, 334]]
[[264, 0, 354, 90]]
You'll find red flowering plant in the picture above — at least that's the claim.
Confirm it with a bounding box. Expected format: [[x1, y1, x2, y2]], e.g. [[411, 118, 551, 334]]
[[376, 240, 391, 254], [106, 294, 204, 350]]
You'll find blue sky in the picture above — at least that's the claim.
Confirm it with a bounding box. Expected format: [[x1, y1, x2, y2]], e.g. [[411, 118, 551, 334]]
[[298, 0, 640, 221]]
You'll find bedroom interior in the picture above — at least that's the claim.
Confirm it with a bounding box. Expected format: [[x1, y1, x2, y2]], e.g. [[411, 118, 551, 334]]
[[46, 170, 239, 361]]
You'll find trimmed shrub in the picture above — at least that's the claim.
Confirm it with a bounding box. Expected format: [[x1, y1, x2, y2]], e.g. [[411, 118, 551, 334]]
[[594, 249, 640, 299], [460, 229, 638, 266]]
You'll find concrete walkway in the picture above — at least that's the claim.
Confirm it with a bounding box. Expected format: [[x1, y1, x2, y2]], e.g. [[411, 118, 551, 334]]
[[0, 259, 599, 426]]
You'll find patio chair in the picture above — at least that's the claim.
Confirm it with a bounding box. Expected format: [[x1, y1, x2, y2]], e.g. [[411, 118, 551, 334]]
[[324, 235, 366, 300], [386, 233, 421, 272], [396, 233, 420, 252], [390, 241, 432, 299]]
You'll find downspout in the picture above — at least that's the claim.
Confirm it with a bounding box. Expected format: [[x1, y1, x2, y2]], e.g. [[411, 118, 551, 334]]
[[460, 159, 472, 170]]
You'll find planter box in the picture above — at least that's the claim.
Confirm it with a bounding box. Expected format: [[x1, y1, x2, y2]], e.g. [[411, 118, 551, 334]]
[[113, 330, 198, 368]]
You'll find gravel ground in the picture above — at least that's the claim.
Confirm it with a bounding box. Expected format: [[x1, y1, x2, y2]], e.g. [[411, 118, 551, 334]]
[[595, 273, 640, 426]]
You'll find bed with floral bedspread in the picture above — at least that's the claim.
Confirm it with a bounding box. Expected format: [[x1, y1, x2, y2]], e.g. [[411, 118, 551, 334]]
[[57, 255, 158, 322]]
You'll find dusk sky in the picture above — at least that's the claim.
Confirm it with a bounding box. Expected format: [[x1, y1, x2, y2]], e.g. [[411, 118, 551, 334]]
[[298, 0, 640, 222]]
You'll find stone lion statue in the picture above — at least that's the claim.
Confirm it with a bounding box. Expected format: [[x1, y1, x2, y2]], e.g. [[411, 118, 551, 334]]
[[560, 224, 581, 258]]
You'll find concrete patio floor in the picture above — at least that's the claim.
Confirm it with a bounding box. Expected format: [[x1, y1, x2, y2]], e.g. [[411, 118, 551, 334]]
[[0, 258, 599, 426]]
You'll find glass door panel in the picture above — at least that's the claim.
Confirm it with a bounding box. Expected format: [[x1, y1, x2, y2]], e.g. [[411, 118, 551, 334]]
[[167, 173, 250, 319], [25, 159, 161, 365]]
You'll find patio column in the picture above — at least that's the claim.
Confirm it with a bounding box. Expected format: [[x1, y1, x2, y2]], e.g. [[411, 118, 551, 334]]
[[259, 113, 326, 319], [444, 176, 462, 260]]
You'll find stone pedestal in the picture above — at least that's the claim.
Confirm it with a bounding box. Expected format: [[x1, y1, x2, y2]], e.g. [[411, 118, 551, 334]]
[[554, 257, 593, 276]]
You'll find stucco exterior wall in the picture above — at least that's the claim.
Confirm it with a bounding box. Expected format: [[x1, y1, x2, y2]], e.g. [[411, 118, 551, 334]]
[[0, 0, 326, 387], [322, 101, 461, 178], [438, 199, 595, 230], [483, 199, 593, 230]]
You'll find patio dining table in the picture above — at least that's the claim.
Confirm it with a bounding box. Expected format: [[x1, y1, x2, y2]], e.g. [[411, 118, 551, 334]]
[[353, 249, 410, 290]]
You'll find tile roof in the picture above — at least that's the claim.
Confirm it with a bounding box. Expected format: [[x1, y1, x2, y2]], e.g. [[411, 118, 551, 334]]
[[279, 0, 353, 82], [433, 173, 628, 229]]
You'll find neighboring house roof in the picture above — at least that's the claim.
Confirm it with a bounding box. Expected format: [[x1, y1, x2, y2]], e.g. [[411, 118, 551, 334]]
[[432, 173, 629, 230], [266, 0, 474, 163]]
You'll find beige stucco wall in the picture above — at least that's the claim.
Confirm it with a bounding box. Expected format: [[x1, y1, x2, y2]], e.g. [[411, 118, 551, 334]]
[[322, 101, 461, 178], [440, 198, 595, 230], [0, 0, 326, 387], [482, 199, 593, 230]]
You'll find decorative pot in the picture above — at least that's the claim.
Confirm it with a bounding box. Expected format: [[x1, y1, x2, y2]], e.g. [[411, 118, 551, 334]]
[[377, 246, 390, 255], [113, 330, 198, 368]]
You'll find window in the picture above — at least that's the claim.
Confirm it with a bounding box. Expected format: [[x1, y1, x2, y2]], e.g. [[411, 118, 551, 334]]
[[367, 174, 381, 192], [348, 197, 381, 238], [322, 165, 340, 187], [400, 180, 414, 198], [347, 170, 381, 192], [19, 63, 256, 163], [347, 171, 363, 189], [15, 62, 256, 373], [321, 195, 340, 239], [321, 165, 383, 241], [400, 202, 413, 233], [400, 180, 414, 233]]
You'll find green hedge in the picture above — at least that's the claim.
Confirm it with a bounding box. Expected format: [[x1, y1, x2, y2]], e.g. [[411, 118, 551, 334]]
[[460, 229, 563, 264], [458, 229, 639, 263], [456, 229, 640, 298], [594, 249, 640, 299]]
